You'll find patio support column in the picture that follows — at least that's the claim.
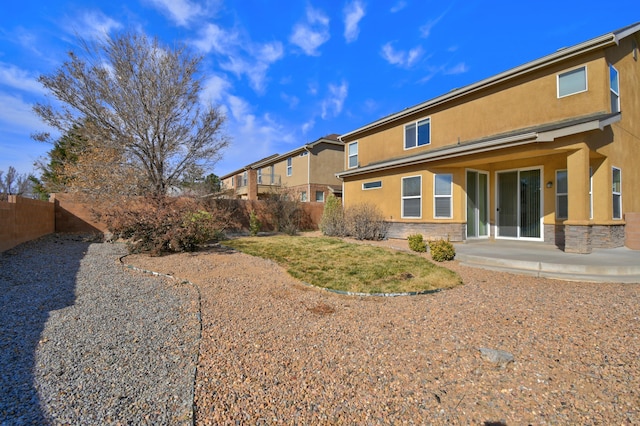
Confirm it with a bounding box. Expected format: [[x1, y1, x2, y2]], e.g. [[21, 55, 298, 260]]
[[565, 145, 592, 253], [248, 169, 258, 201]]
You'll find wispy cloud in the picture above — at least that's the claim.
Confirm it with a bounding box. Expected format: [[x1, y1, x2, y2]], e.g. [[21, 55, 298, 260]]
[[289, 6, 330, 56], [420, 12, 448, 38], [144, 0, 207, 27], [444, 62, 469, 75], [201, 74, 231, 104], [0, 63, 46, 95], [73, 11, 122, 40], [390, 1, 407, 13], [321, 81, 348, 119], [380, 42, 424, 68], [343, 1, 366, 43], [193, 25, 283, 94]]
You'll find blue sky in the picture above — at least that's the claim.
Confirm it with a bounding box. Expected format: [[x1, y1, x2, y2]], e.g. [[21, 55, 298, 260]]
[[0, 1, 638, 178]]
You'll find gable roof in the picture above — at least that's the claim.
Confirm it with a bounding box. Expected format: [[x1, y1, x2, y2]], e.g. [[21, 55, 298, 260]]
[[339, 22, 640, 142]]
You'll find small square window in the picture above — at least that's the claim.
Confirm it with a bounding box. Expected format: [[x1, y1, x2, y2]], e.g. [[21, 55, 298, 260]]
[[404, 118, 431, 149], [315, 191, 324, 202], [558, 66, 587, 98]]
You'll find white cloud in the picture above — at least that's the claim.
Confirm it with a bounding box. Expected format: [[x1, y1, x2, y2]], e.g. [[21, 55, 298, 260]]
[[390, 1, 407, 13], [0, 93, 45, 132], [193, 23, 238, 54], [281, 93, 300, 109], [420, 12, 448, 38], [321, 81, 348, 119], [344, 1, 366, 43], [201, 75, 231, 104], [301, 118, 315, 134], [0, 64, 45, 95], [145, 0, 205, 26], [381, 42, 424, 68], [289, 6, 330, 56], [444, 62, 469, 75], [74, 11, 122, 40]]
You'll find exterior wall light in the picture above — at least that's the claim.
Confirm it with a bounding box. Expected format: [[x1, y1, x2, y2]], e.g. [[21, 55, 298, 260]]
[[546, 181, 553, 188]]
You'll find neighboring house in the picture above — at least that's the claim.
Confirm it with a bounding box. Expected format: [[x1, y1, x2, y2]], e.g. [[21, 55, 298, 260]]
[[220, 134, 344, 202], [337, 22, 640, 254]]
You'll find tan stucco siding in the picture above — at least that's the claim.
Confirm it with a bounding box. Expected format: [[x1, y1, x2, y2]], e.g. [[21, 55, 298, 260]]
[[309, 144, 343, 185], [278, 153, 309, 187], [348, 53, 611, 168]]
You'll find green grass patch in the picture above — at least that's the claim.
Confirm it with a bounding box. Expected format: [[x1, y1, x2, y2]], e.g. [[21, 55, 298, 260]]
[[222, 235, 462, 294]]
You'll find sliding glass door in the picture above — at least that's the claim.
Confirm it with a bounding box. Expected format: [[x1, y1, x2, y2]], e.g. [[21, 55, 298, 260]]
[[466, 170, 489, 238], [497, 169, 542, 240]]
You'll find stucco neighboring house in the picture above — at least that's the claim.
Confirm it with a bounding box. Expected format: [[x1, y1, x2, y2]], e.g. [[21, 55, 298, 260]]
[[337, 22, 640, 253], [220, 134, 344, 202]]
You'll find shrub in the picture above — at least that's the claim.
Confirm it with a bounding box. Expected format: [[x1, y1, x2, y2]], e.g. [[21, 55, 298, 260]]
[[345, 203, 389, 241], [428, 238, 456, 262], [249, 209, 261, 236], [263, 187, 302, 235], [407, 234, 427, 252], [320, 194, 347, 237], [103, 196, 224, 255]]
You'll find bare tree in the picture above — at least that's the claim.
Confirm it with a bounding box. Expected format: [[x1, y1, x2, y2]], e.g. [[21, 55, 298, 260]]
[[0, 167, 33, 201], [34, 31, 229, 197]]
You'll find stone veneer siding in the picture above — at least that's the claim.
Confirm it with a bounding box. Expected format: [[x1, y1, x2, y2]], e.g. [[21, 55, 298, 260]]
[[386, 222, 465, 241], [544, 223, 625, 253]]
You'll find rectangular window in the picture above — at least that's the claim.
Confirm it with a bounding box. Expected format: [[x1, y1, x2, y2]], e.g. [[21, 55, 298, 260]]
[[300, 151, 309, 157], [286, 158, 292, 176], [348, 142, 358, 168], [231, 176, 235, 187], [610, 64, 620, 113], [362, 181, 382, 190], [556, 170, 568, 219], [257, 168, 262, 184], [434, 174, 453, 218], [404, 117, 431, 149], [300, 191, 307, 202], [613, 167, 622, 219], [270, 165, 275, 184], [315, 191, 324, 202], [402, 176, 422, 218], [558, 66, 587, 98], [242, 171, 248, 187]]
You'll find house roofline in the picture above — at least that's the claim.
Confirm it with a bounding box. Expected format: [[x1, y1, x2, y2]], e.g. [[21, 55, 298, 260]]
[[336, 112, 621, 179], [250, 136, 343, 169], [339, 22, 639, 142]]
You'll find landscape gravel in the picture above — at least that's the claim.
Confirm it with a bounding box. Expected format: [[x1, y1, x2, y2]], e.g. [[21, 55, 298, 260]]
[[127, 235, 640, 425], [0, 234, 200, 425], [2, 233, 639, 424]]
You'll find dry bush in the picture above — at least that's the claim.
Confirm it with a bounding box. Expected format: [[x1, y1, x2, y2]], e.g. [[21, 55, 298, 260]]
[[320, 194, 347, 237], [102, 196, 232, 255], [345, 203, 389, 240]]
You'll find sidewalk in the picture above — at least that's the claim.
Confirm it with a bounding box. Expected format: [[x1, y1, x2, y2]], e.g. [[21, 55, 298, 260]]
[[454, 239, 640, 283]]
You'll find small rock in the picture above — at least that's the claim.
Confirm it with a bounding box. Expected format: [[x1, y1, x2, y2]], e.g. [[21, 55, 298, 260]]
[[478, 347, 515, 367]]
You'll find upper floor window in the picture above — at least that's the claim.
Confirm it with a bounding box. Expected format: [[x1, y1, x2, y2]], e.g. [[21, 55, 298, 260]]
[[286, 158, 292, 176], [556, 170, 568, 220], [557, 66, 587, 98], [404, 117, 431, 149], [610, 64, 620, 113], [242, 171, 248, 187], [257, 168, 262, 184], [348, 142, 358, 168], [613, 167, 622, 220], [434, 174, 453, 219], [231, 176, 235, 187], [300, 151, 309, 157]]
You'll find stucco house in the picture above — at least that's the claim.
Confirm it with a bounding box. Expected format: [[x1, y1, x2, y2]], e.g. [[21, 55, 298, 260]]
[[220, 134, 344, 202], [337, 22, 640, 253]]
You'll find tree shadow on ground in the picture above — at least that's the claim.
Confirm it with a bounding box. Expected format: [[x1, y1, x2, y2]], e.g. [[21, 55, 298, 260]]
[[0, 234, 90, 424]]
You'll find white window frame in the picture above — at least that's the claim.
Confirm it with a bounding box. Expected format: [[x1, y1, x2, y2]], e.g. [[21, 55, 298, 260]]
[[348, 142, 358, 169], [362, 181, 382, 190], [404, 117, 431, 150], [300, 191, 307, 202], [555, 169, 568, 220], [434, 173, 453, 219], [257, 168, 262, 184], [557, 66, 587, 98], [315, 191, 324, 202], [589, 167, 593, 220], [286, 158, 292, 176], [613, 166, 622, 220], [610, 64, 620, 113], [401, 175, 422, 219], [231, 176, 235, 187], [242, 171, 248, 187]]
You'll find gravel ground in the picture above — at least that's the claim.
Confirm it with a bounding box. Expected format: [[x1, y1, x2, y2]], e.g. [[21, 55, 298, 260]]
[[127, 236, 640, 425], [0, 234, 200, 425], [2, 234, 639, 425]]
